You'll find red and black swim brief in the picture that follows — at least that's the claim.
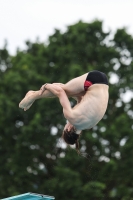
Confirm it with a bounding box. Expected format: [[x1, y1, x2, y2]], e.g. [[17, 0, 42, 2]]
[[84, 70, 108, 91]]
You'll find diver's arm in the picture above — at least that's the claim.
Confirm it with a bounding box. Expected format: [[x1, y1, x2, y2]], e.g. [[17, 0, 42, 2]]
[[45, 84, 75, 121]]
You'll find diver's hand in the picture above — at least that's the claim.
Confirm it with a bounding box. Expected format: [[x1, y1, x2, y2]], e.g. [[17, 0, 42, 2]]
[[39, 83, 48, 95]]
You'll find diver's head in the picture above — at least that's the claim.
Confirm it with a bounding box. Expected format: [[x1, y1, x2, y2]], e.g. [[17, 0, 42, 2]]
[[62, 127, 81, 151]]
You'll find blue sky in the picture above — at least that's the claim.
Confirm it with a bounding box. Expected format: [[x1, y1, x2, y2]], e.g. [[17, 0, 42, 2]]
[[0, 0, 133, 55]]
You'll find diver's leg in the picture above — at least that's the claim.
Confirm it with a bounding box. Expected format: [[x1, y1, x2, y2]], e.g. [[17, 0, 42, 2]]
[[19, 73, 88, 110], [40, 73, 88, 97]]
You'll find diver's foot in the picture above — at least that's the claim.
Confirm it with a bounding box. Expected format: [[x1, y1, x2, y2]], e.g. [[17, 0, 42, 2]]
[[19, 90, 36, 111]]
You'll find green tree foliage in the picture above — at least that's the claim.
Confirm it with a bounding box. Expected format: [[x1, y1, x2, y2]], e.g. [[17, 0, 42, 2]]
[[0, 20, 133, 199]]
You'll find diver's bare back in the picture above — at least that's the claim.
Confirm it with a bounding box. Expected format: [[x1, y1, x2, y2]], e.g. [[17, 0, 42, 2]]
[[71, 84, 109, 130]]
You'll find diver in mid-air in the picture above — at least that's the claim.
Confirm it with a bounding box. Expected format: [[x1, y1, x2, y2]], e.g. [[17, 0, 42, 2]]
[[19, 70, 109, 151]]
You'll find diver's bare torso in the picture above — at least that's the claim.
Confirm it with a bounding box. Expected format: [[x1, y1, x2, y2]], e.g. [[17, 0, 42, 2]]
[[69, 84, 109, 130]]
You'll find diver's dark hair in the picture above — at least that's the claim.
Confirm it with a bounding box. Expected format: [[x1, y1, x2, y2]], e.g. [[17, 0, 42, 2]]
[[62, 127, 81, 152]]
